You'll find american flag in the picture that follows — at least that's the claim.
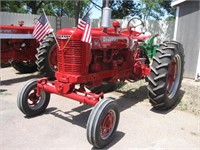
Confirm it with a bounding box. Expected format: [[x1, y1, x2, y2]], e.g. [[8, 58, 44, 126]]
[[33, 14, 52, 42], [77, 13, 91, 43]]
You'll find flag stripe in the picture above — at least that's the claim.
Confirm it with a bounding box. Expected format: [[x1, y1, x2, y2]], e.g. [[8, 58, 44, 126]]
[[33, 24, 45, 37], [77, 20, 86, 30], [32, 14, 52, 42], [35, 23, 50, 39], [77, 13, 91, 44], [32, 22, 41, 35], [34, 23, 49, 37], [37, 26, 51, 41], [33, 24, 42, 36]]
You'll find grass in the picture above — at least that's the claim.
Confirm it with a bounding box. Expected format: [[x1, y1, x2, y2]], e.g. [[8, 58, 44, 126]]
[[115, 79, 200, 116]]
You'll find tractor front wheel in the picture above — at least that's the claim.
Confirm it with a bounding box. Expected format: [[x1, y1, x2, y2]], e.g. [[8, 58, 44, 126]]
[[147, 41, 184, 110], [86, 98, 120, 148], [17, 79, 50, 117]]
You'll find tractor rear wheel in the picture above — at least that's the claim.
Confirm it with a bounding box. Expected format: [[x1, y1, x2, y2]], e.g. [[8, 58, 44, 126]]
[[36, 35, 57, 79], [86, 98, 120, 148], [10, 60, 37, 73], [147, 41, 184, 110]]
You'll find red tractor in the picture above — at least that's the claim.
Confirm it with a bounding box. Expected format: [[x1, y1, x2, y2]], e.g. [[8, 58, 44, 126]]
[[0, 21, 38, 73], [0, 21, 57, 75], [17, 7, 184, 148]]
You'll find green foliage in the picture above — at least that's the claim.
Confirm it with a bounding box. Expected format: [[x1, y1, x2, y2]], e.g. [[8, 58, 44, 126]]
[[109, 0, 141, 19], [140, 0, 175, 20], [1, 1, 27, 13], [109, 0, 175, 20], [1, 0, 175, 20], [0, 0, 90, 17]]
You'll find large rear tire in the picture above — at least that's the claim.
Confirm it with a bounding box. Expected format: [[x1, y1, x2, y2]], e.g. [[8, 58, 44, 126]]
[[36, 35, 57, 79], [147, 41, 184, 110]]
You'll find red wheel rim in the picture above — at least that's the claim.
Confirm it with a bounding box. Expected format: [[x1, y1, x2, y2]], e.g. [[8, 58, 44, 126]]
[[28, 89, 39, 105], [100, 109, 116, 140], [48, 45, 57, 71], [167, 54, 182, 99], [167, 59, 176, 92], [27, 89, 46, 110]]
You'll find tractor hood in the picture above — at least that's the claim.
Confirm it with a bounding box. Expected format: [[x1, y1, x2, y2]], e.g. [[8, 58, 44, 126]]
[[56, 27, 130, 49], [56, 27, 129, 40], [56, 28, 83, 40]]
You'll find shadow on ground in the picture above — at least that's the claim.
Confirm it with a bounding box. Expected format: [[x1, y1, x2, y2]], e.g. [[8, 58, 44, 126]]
[[1, 74, 42, 85], [32, 84, 185, 149], [40, 85, 149, 149]]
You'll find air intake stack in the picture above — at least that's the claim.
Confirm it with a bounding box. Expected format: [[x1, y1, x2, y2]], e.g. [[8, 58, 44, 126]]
[[101, 0, 112, 33]]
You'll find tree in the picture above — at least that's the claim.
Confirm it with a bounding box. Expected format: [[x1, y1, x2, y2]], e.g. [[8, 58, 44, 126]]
[[109, 0, 141, 19], [140, 0, 175, 20], [0, 0, 90, 18], [1, 1, 27, 13]]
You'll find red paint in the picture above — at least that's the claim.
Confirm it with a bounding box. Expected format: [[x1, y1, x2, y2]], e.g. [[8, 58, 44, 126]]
[[36, 22, 152, 105], [167, 60, 176, 92], [0, 23, 39, 64], [101, 110, 115, 139]]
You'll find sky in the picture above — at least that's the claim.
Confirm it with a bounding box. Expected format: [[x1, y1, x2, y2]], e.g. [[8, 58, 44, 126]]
[[89, 0, 141, 19], [90, 0, 103, 19]]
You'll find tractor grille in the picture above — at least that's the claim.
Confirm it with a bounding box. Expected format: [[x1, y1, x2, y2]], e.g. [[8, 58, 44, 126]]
[[57, 39, 83, 75]]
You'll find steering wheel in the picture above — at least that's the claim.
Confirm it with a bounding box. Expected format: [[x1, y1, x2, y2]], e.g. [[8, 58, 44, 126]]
[[127, 18, 146, 36]]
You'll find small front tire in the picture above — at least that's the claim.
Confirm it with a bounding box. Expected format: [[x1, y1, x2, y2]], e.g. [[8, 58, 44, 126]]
[[86, 98, 120, 148], [17, 79, 50, 117]]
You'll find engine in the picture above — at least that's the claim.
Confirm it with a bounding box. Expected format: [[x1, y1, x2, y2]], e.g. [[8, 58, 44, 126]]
[[55, 26, 150, 88]]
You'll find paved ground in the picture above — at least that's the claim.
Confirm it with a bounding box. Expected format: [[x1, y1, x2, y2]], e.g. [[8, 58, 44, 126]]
[[1, 67, 199, 150]]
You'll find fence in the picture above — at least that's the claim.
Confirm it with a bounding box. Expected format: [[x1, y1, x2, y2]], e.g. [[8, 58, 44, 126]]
[[0, 12, 175, 44]]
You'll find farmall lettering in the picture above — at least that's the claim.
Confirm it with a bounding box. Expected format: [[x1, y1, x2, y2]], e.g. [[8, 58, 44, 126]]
[[101, 36, 129, 48]]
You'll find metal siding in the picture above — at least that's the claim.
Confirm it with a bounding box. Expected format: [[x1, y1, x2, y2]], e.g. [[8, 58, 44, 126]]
[[176, 1, 200, 78], [0, 12, 56, 29], [0, 12, 175, 46]]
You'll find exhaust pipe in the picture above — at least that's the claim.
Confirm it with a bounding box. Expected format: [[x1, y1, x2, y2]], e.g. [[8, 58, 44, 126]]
[[102, 0, 112, 33]]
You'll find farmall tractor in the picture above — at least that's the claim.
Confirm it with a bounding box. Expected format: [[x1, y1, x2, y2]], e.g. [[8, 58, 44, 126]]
[[0, 21, 38, 73], [0, 21, 57, 75], [17, 4, 184, 149]]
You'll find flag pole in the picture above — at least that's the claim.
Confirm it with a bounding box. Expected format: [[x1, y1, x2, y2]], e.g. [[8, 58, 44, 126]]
[[62, 6, 92, 48], [63, 27, 78, 48], [42, 9, 60, 50]]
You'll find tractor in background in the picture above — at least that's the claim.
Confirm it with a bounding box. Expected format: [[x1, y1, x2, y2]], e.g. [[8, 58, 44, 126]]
[[0, 21, 38, 73], [0, 20, 57, 74], [17, 4, 184, 149]]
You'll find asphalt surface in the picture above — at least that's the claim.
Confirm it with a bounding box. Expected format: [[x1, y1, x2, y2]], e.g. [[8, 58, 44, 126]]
[[1, 67, 199, 149]]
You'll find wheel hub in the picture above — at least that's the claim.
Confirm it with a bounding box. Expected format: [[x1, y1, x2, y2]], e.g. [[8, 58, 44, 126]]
[[28, 89, 39, 105], [167, 54, 182, 99], [100, 109, 116, 140]]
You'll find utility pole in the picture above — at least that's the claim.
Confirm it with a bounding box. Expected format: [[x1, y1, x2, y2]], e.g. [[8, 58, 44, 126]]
[[75, 0, 81, 26]]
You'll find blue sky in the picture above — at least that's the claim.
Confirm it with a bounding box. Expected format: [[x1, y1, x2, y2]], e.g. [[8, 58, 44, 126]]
[[90, 0, 102, 19]]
